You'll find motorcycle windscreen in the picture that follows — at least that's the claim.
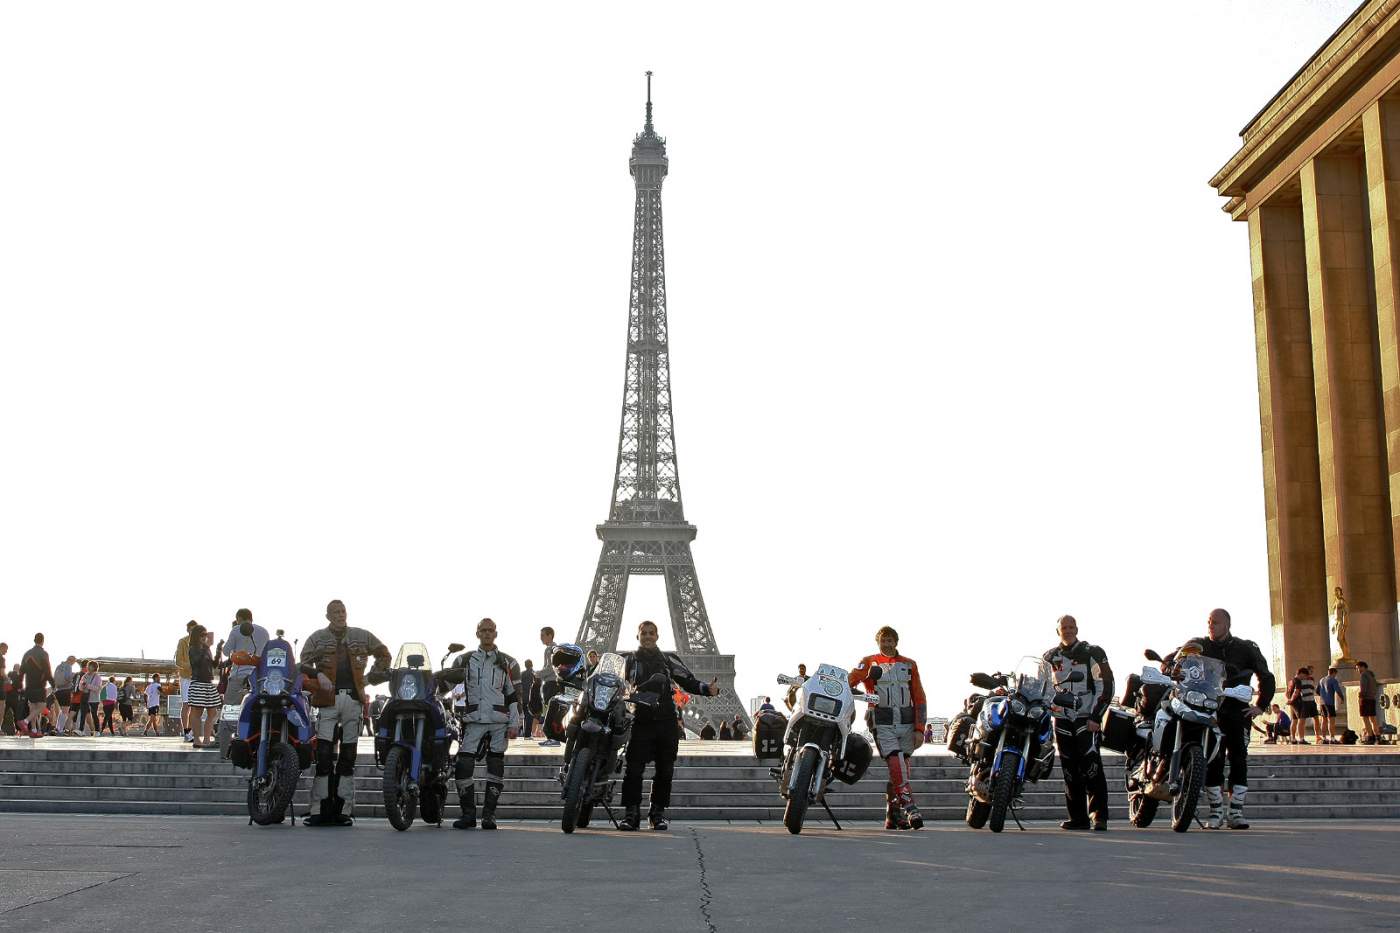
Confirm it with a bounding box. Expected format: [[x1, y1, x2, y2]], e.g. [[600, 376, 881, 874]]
[[594, 652, 626, 679], [1176, 655, 1224, 700], [392, 643, 433, 671], [1011, 655, 1053, 702]]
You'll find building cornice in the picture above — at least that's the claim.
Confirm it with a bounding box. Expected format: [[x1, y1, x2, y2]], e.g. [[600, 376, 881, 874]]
[[1211, 0, 1400, 211]]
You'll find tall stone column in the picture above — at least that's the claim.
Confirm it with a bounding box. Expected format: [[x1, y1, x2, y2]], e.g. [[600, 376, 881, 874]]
[[1300, 154, 1400, 680], [1362, 100, 1400, 680], [1249, 202, 1328, 680]]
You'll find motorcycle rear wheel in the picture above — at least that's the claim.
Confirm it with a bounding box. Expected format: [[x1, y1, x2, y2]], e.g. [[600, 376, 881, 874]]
[[783, 746, 821, 835], [561, 746, 592, 834], [1170, 744, 1205, 833], [247, 742, 299, 826], [965, 796, 990, 829], [420, 780, 446, 825], [988, 753, 1018, 834], [1128, 792, 1158, 828], [383, 746, 417, 831], [576, 803, 594, 828]]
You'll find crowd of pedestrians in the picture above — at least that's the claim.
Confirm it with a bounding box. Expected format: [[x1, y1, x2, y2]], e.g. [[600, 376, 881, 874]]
[[0, 634, 170, 737]]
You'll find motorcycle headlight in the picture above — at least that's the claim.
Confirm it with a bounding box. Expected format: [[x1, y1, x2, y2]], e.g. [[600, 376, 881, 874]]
[[1028, 705, 1044, 719], [1009, 698, 1026, 716], [397, 675, 420, 701], [262, 672, 286, 696], [1186, 691, 1206, 706], [592, 684, 616, 711]]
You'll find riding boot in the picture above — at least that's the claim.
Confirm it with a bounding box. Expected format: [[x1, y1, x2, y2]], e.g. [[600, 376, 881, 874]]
[[481, 784, 501, 830], [1205, 785, 1225, 830], [305, 798, 351, 827], [884, 784, 900, 830], [648, 805, 669, 831], [619, 804, 641, 831], [1226, 785, 1249, 830], [453, 788, 476, 829], [903, 801, 923, 830]]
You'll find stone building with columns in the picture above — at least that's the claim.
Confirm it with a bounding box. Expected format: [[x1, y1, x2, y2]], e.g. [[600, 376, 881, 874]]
[[1211, 0, 1400, 684]]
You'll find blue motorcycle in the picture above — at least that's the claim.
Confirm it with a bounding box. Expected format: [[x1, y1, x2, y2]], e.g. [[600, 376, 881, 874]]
[[374, 642, 461, 831], [228, 637, 314, 826]]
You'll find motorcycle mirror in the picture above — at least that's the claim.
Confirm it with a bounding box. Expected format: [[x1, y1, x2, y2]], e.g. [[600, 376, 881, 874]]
[[868, 666, 883, 682], [447, 643, 465, 654], [970, 672, 999, 690], [1064, 671, 1085, 684], [1144, 649, 1163, 662]]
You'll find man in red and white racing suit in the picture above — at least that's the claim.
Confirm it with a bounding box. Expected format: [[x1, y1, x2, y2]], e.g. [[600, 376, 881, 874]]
[[850, 626, 926, 830]]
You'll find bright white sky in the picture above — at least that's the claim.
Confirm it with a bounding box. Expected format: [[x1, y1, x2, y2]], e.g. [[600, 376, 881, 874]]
[[0, 2, 1361, 717]]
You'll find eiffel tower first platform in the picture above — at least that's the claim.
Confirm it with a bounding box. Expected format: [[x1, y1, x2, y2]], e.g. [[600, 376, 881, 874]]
[[575, 75, 748, 733]]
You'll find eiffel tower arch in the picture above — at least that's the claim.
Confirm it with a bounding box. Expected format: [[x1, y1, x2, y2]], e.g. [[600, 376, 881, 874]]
[[576, 74, 748, 733]]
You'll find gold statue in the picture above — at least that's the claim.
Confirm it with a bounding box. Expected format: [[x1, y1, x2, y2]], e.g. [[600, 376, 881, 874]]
[[1332, 586, 1354, 662]]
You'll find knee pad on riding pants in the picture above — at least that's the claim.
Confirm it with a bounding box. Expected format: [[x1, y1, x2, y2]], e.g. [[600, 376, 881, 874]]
[[485, 752, 505, 786], [455, 753, 476, 781], [336, 742, 357, 777], [315, 739, 335, 776]]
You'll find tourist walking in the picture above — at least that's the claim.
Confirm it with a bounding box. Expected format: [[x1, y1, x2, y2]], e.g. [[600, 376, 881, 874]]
[[174, 620, 196, 742], [520, 659, 539, 739], [78, 661, 102, 736], [185, 624, 222, 748], [21, 633, 53, 736], [1358, 661, 1380, 743], [1317, 667, 1344, 744], [538, 626, 561, 747], [1287, 666, 1319, 744], [119, 677, 137, 734], [100, 676, 118, 736], [143, 675, 164, 736], [52, 655, 76, 734]]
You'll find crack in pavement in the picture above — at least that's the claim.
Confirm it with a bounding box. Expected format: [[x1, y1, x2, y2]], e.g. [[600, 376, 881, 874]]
[[0, 872, 134, 915], [689, 827, 717, 933]]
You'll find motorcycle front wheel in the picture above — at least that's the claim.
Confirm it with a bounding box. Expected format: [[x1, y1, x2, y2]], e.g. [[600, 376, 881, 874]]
[[783, 746, 821, 835], [1170, 744, 1205, 833], [965, 796, 990, 829], [561, 746, 592, 834], [383, 746, 417, 831], [988, 753, 1018, 833], [247, 742, 299, 826]]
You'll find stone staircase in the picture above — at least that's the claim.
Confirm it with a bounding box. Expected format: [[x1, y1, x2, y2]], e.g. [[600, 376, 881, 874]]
[[1, 744, 1398, 821]]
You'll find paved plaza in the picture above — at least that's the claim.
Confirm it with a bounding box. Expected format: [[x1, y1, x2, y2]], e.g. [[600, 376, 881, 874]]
[[1, 814, 1397, 931]]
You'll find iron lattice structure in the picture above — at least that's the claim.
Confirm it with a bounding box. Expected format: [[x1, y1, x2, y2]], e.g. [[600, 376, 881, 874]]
[[577, 75, 748, 733]]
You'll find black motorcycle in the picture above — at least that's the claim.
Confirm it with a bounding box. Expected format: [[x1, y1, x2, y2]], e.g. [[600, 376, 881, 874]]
[[374, 642, 462, 830], [557, 651, 641, 833], [952, 656, 1082, 832]]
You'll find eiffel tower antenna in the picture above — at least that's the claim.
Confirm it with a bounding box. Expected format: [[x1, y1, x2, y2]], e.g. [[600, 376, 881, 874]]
[[576, 74, 748, 731]]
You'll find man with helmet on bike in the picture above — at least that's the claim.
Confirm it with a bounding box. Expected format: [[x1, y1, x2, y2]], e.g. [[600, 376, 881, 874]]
[[1166, 609, 1274, 830], [298, 600, 392, 826], [850, 626, 926, 830], [1043, 614, 1114, 831], [438, 618, 521, 830]]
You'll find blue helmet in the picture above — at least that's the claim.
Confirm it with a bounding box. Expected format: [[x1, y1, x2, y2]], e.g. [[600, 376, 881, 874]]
[[550, 643, 587, 680]]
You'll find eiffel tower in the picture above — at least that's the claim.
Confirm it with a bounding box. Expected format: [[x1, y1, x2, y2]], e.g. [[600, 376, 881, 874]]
[[576, 74, 748, 732]]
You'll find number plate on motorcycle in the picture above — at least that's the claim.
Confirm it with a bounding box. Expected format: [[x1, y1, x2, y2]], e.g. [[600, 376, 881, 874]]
[[220, 704, 242, 722]]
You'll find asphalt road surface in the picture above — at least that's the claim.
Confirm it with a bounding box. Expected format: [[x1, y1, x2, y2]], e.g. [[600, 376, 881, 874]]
[[1, 815, 1396, 931]]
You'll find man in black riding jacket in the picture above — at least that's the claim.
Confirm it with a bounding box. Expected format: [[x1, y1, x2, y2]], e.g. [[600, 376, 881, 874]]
[[1043, 615, 1114, 831], [1166, 608, 1274, 830], [619, 620, 717, 831]]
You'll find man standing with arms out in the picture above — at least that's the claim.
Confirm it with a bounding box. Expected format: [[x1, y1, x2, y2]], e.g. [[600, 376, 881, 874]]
[[538, 626, 560, 746], [174, 620, 196, 742], [1182, 609, 1274, 830], [298, 600, 391, 827], [1043, 615, 1114, 831], [1317, 666, 1344, 744], [620, 620, 718, 831], [21, 633, 53, 737], [439, 618, 520, 830], [851, 626, 926, 830], [1357, 661, 1380, 743]]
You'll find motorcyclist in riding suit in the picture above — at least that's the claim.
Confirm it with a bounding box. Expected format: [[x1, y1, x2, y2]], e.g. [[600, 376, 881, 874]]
[[619, 620, 718, 832], [298, 600, 391, 826], [1043, 614, 1114, 831], [850, 626, 926, 830], [1165, 609, 1274, 830], [438, 618, 521, 830]]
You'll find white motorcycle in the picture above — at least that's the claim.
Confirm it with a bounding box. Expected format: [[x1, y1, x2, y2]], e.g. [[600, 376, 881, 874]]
[[773, 664, 877, 834]]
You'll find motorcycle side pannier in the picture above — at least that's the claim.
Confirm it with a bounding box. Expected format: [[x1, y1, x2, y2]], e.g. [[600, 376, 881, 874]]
[[752, 711, 787, 759], [1098, 705, 1138, 754], [832, 731, 872, 785], [543, 696, 572, 742]]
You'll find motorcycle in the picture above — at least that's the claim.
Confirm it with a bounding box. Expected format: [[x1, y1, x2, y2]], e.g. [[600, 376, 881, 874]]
[[957, 656, 1082, 833], [556, 651, 640, 833], [772, 663, 876, 835], [374, 642, 462, 831], [227, 637, 315, 826], [1107, 649, 1254, 832]]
